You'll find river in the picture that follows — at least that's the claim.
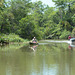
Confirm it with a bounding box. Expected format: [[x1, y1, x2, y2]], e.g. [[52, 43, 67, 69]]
[[0, 40, 75, 75]]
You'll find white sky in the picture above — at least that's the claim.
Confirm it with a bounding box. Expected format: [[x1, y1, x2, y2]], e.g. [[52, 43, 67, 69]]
[[31, 0, 55, 7], [6, 0, 55, 7]]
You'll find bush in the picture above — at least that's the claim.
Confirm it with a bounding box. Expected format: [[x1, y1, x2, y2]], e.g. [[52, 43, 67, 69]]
[[32, 28, 43, 40], [59, 30, 71, 39], [0, 33, 25, 43], [71, 28, 75, 37]]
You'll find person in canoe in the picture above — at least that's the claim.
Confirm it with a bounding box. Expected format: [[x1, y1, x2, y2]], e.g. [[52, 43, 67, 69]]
[[29, 37, 38, 45], [68, 35, 71, 40], [32, 37, 37, 43]]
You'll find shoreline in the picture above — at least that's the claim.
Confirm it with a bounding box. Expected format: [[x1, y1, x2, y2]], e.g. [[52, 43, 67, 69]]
[[0, 41, 29, 46]]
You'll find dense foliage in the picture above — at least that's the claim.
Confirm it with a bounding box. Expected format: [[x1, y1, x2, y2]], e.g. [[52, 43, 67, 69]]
[[0, 33, 25, 44], [0, 0, 75, 40]]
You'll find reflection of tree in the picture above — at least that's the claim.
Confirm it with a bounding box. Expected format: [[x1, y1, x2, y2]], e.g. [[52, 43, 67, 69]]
[[20, 45, 32, 52], [68, 42, 75, 50], [1, 43, 75, 75], [37, 43, 75, 75], [55, 44, 75, 75]]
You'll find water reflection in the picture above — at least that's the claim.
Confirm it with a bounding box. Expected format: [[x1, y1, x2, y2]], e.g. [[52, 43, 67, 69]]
[[0, 42, 75, 75], [68, 42, 75, 50], [20, 44, 38, 52], [29, 45, 38, 51]]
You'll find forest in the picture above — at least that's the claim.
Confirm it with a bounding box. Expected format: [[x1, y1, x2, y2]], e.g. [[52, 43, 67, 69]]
[[0, 0, 75, 41]]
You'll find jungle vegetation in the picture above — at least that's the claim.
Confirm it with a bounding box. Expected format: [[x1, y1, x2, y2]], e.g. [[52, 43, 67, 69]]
[[0, 0, 75, 41]]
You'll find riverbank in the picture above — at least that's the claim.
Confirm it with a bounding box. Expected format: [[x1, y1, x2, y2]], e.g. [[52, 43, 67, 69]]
[[0, 33, 29, 45]]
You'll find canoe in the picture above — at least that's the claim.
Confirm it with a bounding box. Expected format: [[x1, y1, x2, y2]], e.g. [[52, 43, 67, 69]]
[[70, 38, 75, 42], [69, 38, 75, 45], [29, 42, 38, 45]]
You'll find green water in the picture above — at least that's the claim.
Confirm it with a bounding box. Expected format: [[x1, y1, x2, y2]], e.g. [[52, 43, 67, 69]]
[[0, 41, 75, 75]]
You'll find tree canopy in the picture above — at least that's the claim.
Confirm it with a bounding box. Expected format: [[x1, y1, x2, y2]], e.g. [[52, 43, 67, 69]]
[[0, 0, 75, 40]]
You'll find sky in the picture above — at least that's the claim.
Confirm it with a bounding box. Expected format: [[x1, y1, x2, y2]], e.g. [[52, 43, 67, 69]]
[[6, 0, 55, 7], [31, 0, 55, 7]]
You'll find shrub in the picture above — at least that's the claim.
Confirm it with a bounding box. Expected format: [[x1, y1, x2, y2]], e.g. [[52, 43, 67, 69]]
[[0, 33, 25, 43], [71, 28, 75, 37], [59, 30, 71, 39]]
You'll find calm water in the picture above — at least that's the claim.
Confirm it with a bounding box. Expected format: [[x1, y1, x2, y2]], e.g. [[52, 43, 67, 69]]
[[0, 41, 75, 75]]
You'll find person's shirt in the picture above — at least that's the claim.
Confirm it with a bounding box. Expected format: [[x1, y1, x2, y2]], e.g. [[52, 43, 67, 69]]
[[68, 36, 71, 40], [32, 38, 37, 42]]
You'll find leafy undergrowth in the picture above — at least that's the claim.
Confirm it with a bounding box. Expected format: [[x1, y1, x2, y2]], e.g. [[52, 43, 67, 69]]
[[0, 33, 28, 44]]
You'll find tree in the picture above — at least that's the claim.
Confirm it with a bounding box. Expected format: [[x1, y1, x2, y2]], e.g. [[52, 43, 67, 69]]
[[59, 29, 71, 39], [19, 15, 43, 40], [42, 6, 57, 38], [30, 1, 45, 27], [7, 0, 32, 34]]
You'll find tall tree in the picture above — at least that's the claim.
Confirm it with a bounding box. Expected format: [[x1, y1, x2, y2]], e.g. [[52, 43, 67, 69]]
[[31, 1, 45, 27], [7, 0, 32, 34], [52, 0, 75, 31]]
